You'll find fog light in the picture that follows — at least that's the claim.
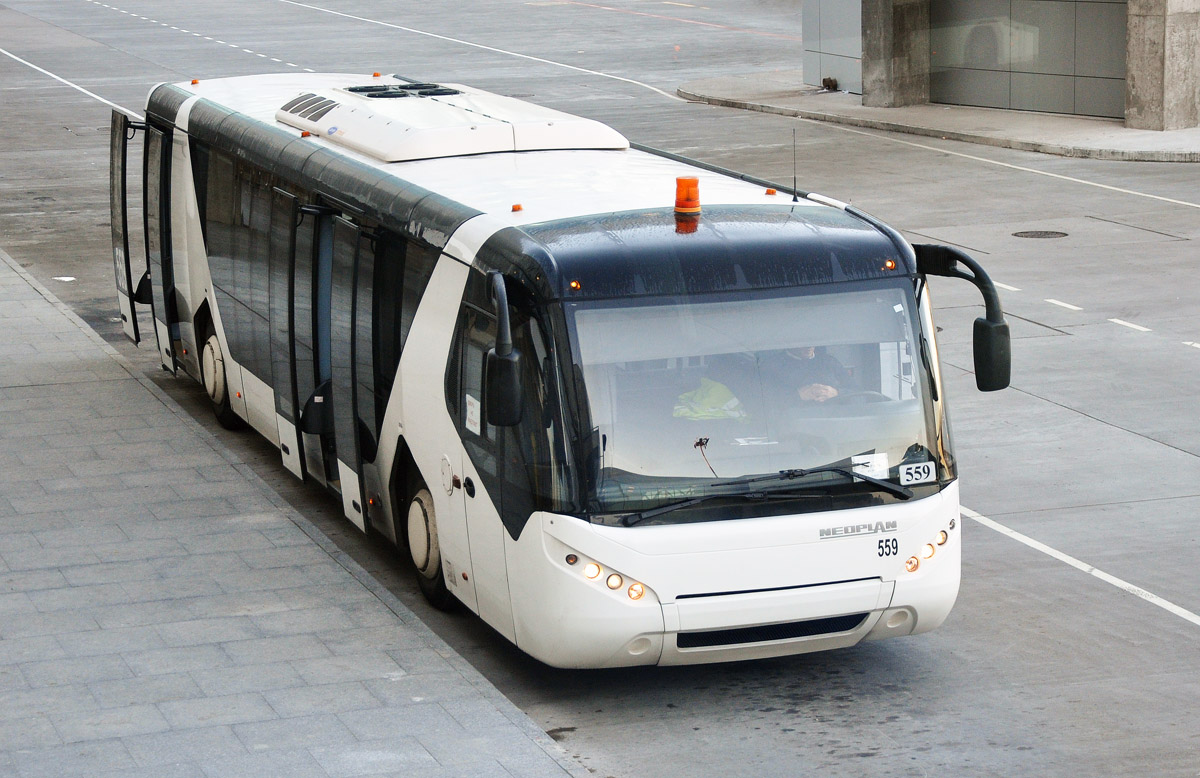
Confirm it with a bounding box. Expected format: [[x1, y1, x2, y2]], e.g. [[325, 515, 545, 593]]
[[584, 563, 601, 579], [628, 583, 645, 600], [922, 543, 936, 559], [905, 556, 919, 573], [936, 530, 949, 546], [606, 574, 623, 590]]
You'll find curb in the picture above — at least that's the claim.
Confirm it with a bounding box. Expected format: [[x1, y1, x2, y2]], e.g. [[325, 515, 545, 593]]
[[678, 89, 1200, 164]]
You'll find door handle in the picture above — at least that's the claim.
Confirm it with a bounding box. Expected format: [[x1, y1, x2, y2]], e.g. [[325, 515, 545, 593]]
[[463, 477, 475, 498]]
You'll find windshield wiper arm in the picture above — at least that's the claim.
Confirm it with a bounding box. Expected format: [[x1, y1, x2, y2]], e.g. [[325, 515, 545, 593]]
[[620, 489, 828, 527], [717, 464, 913, 501]]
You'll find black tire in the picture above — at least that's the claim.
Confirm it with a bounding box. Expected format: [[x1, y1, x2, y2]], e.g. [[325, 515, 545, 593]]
[[199, 333, 245, 430], [406, 487, 457, 611]]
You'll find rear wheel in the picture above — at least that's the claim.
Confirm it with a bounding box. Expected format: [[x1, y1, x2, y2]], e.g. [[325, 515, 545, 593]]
[[200, 333, 245, 430], [406, 487, 456, 611]]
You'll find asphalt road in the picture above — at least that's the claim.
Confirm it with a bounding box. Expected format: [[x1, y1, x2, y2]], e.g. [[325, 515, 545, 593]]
[[2, 0, 1199, 775]]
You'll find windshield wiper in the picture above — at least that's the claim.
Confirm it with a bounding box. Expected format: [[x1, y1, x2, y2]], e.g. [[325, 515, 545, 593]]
[[619, 489, 829, 527], [717, 463, 914, 501]]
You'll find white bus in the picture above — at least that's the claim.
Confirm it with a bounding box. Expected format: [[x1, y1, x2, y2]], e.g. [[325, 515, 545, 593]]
[[110, 73, 1010, 668]]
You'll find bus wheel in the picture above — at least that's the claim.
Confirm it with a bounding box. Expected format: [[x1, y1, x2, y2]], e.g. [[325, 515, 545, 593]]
[[407, 488, 456, 610], [200, 334, 245, 430]]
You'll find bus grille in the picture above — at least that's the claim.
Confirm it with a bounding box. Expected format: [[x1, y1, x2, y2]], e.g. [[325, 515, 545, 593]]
[[676, 613, 868, 649]]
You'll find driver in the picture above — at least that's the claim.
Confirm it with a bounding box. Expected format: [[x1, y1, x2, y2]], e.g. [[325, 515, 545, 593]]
[[772, 346, 851, 403]]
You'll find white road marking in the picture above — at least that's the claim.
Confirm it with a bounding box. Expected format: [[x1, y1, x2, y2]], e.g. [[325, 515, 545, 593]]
[[1109, 318, 1151, 332], [994, 282, 1021, 292], [1045, 298, 1082, 311], [963, 507, 1200, 629], [809, 122, 1200, 211], [0, 47, 142, 119], [275, 0, 685, 102], [1182, 342, 1200, 350]]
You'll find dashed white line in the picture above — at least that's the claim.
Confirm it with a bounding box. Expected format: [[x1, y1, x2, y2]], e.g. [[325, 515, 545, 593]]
[[1045, 299, 1082, 311], [1182, 342, 1200, 350], [1109, 318, 1152, 332], [963, 507, 1200, 629], [995, 282, 1021, 292]]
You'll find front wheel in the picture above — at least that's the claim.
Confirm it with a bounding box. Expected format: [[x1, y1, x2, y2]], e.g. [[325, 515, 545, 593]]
[[200, 334, 245, 430], [406, 488, 456, 611]]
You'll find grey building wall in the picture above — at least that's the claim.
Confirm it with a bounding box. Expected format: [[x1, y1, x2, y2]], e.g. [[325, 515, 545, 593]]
[[804, 0, 865, 93], [928, 0, 1127, 118]]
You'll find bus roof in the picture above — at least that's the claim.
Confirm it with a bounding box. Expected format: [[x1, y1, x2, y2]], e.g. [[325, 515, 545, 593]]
[[151, 73, 829, 225]]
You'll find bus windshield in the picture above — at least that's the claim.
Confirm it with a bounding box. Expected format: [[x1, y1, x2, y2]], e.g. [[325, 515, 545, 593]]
[[566, 279, 943, 520]]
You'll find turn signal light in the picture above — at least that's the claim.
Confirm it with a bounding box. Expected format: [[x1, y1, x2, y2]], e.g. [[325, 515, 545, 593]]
[[905, 556, 919, 573], [628, 583, 645, 600]]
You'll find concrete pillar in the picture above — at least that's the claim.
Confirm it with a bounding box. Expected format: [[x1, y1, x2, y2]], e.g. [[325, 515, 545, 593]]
[[1126, 0, 1200, 130], [861, 0, 930, 107]]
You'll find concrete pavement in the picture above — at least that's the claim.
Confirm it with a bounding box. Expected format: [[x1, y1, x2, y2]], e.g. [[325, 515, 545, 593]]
[[0, 247, 580, 777], [679, 70, 1200, 162]]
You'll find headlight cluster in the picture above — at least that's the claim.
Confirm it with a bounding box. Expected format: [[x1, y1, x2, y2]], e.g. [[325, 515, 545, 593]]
[[564, 553, 648, 601], [905, 517, 955, 573]]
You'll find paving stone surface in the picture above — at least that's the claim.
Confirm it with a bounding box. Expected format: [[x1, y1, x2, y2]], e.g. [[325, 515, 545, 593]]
[[0, 249, 580, 776]]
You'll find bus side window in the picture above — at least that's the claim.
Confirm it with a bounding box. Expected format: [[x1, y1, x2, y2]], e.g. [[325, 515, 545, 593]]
[[502, 315, 571, 518], [448, 302, 500, 479]]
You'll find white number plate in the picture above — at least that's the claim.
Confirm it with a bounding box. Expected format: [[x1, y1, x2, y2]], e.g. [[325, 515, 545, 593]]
[[900, 461, 936, 485]]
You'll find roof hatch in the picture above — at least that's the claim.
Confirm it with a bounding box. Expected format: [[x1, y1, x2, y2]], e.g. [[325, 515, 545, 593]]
[[275, 78, 628, 162]]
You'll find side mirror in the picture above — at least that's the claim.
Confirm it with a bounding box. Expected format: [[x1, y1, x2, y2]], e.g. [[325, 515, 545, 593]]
[[485, 271, 523, 427], [486, 348, 523, 426], [973, 318, 1010, 392], [915, 243, 1011, 392]]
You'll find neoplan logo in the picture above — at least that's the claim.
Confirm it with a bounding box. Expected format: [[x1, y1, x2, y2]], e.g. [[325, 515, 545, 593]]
[[819, 520, 898, 539]]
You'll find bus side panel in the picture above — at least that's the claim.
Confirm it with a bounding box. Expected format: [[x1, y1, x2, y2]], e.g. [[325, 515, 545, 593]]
[[397, 255, 479, 615]]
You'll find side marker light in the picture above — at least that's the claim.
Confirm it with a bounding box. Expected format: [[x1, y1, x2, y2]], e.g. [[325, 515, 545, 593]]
[[884, 259, 897, 270], [568, 280, 582, 291], [765, 188, 777, 195], [512, 204, 523, 212]]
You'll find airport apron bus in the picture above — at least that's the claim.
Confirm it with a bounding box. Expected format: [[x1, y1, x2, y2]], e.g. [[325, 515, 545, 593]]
[[110, 73, 1010, 668]]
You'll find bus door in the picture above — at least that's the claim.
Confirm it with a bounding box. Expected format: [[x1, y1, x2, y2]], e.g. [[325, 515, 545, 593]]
[[329, 216, 368, 529], [295, 205, 335, 489], [108, 111, 151, 344], [268, 188, 304, 479], [143, 123, 178, 374]]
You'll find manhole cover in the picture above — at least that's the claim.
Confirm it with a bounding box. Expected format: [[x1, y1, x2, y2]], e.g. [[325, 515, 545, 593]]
[[1013, 230, 1068, 239]]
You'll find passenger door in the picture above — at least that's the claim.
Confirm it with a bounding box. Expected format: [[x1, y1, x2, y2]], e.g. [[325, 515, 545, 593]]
[[143, 122, 177, 374], [108, 111, 149, 344], [268, 188, 304, 478]]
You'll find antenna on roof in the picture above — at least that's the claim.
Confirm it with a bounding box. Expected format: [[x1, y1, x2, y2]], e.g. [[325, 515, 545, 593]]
[[792, 128, 799, 203]]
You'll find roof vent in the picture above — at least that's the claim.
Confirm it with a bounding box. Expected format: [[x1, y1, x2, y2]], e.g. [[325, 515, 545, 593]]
[[275, 79, 628, 163]]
